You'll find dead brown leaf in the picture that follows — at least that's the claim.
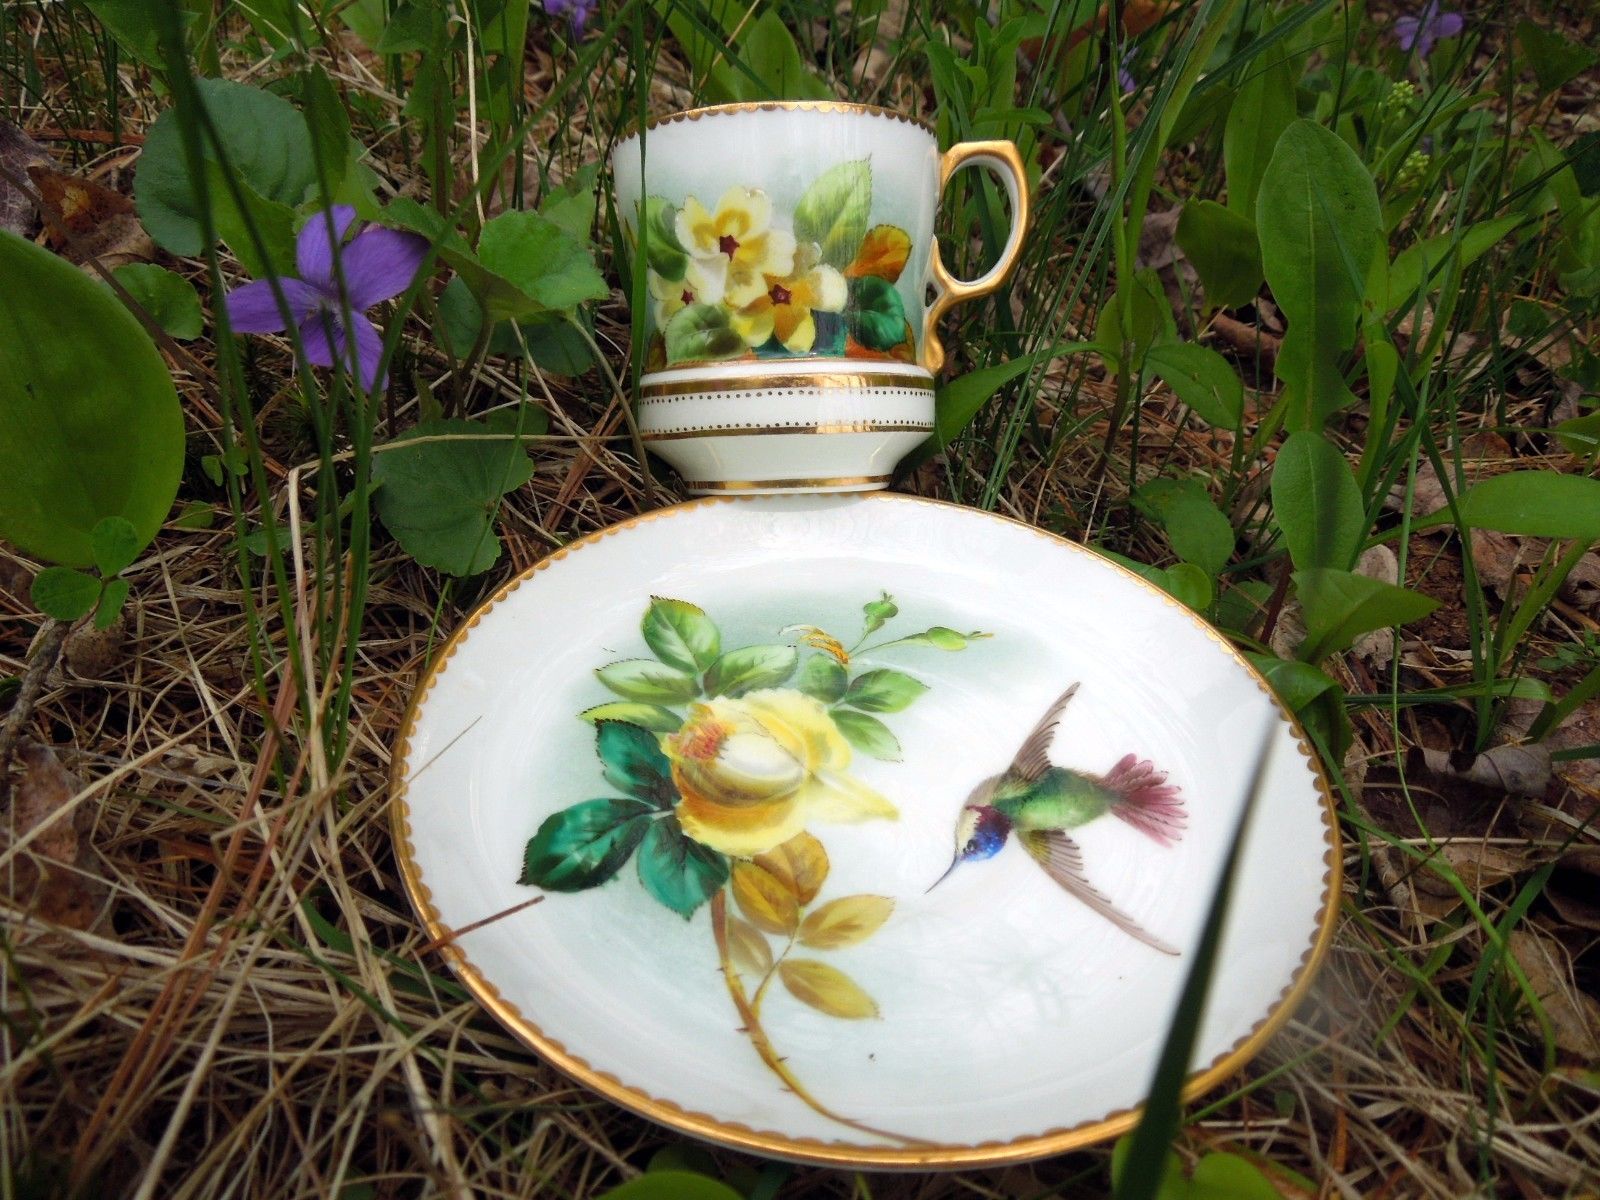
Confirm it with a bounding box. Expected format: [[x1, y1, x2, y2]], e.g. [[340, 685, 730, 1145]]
[[1507, 926, 1600, 1060], [1414, 743, 1553, 797], [1559, 553, 1600, 613], [27, 162, 153, 269], [1353, 545, 1401, 667], [1547, 847, 1600, 931], [0, 121, 49, 237], [1470, 528, 1538, 600], [1413, 840, 1530, 899], [7, 741, 107, 934]]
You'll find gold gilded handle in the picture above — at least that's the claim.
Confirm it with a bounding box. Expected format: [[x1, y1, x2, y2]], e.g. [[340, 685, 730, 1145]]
[[923, 140, 1030, 374]]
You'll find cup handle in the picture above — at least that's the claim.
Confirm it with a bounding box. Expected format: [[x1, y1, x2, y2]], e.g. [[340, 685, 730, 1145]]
[[922, 140, 1030, 374]]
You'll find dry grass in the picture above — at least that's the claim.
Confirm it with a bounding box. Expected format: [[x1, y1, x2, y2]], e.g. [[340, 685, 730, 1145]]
[[4, 3, 1600, 1198]]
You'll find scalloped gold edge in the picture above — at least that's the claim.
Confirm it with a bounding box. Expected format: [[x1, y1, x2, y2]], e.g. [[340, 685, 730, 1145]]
[[389, 494, 1343, 1169], [617, 100, 937, 143]]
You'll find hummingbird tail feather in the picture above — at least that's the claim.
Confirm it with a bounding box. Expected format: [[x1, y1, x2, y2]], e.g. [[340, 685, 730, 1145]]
[[1103, 753, 1187, 846]]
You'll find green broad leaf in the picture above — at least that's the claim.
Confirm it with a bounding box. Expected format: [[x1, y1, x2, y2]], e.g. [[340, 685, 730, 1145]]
[[437, 277, 596, 375], [844, 668, 929, 713], [1386, 215, 1524, 313], [112, 264, 203, 340], [1516, 20, 1599, 94], [664, 303, 743, 364], [1256, 120, 1382, 429], [1098, 269, 1172, 372], [31, 567, 102, 622], [1110, 1137, 1187, 1200], [1294, 568, 1439, 663], [1175, 200, 1263, 311], [299, 66, 352, 196], [794, 159, 872, 269], [475, 210, 609, 320], [539, 162, 601, 242], [1223, 25, 1296, 218], [831, 709, 900, 761], [203, 161, 298, 278], [1189, 1153, 1288, 1200], [1271, 432, 1366, 571], [84, 0, 187, 66], [1133, 478, 1234, 579], [703, 645, 799, 697], [927, 342, 1096, 455], [1145, 341, 1244, 429], [861, 592, 897, 637], [579, 703, 683, 733], [642, 597, 721, 673], [595, 1170, 745, 1200], [519, 797, 653, 890], [94, 578, 131, 631], [847, 275, 908, 352], [173, 501, 216, 530], [1244, 653, 1351, 760], [90, 516, 140, 577], [641, 196, 689, 282], [636, 818, 730, 918], [1553, 410, 1600, 456], [738, 10, 833, 101], [1160, 562, 1214, 611], [796, 655, 848, 704], [1454, 471, 1600, 542], [0, 231, 185, 569], [595, 660, 701, 704], [135, 79, 316, 259], [236, 0, 306, 51], [373, 0, 438, 52], [370, 416, 536, 577], [595, 720, 678, 807]]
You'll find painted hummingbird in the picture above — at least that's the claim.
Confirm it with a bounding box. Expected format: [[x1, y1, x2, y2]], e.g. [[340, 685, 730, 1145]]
[[929, 683, 1187, 955]]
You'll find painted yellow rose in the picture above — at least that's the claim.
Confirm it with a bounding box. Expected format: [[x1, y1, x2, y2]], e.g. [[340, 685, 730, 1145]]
[[663, 689, 896, 857], [675, 187, 797, 309], [731, 243, 847, 352]]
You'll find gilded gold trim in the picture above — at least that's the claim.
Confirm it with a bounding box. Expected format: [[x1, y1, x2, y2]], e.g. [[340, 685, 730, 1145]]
[[619, 100, 936, 142], [389, 494, 1343, 1169], [682, 474, 891, 490], [643, 422, 933, 441], [641, 371, 935, 398]]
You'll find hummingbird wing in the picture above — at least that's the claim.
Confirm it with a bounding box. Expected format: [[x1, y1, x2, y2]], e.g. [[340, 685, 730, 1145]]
[[1008, 683, 1080, 782], [1020, 828, 1180, 956]]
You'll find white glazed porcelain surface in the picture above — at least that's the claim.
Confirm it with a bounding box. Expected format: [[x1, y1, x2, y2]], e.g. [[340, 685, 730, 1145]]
[[393, 495, 1337, 1167]]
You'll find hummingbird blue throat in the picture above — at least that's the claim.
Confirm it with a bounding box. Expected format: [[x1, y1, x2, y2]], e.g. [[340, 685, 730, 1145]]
[[931, 682, 1188, 956]]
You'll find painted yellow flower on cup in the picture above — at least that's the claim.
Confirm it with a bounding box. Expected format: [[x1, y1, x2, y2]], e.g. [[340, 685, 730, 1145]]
[[675, 186, 797, 308], [664, 690, 896, 857], [731, 243, 848, 353]]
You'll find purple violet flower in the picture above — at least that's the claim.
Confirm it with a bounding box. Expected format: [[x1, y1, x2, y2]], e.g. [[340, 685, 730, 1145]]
[[544, 0, 593, 35], [1118, 49, 1137, 94], [223, 206, 427, 392], [1394, 3, 1463, 58]]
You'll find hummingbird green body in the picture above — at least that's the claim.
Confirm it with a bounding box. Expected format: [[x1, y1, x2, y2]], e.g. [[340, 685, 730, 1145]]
[[931, 683, 1188, 955]]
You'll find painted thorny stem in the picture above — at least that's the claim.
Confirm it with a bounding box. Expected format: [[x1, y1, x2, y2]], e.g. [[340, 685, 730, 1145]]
[[708, 891, 924, 1147]]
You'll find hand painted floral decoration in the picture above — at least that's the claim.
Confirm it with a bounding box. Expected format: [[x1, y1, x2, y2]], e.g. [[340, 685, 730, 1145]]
[[519, 594, 989, 1141], [223, 205, 427, 392], [635, 160, 918, 368]]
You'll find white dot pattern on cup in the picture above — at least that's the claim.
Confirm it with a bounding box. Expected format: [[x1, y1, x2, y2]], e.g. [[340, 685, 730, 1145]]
[[638, 386, 935, 407]]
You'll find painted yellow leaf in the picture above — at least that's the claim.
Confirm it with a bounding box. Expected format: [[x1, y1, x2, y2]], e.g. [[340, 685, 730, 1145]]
[[845, 224, 911, 282], [779, 959, 879, 1019], [798, 894, 894, 949], [727, 916, 774, 976], [731, 862, 798, 935], [753, 831, 829, 904]]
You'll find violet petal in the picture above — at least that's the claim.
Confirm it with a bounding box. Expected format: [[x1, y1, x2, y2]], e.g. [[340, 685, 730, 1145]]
[[300, 309, 386, 390], [1394, 14, 1420, 51], [224, 276, 319, 333], [340, 226, 429, 310], [1432, 11, 1463, 40], [297, 308, 339, 370], [296, 206, 359, 289]]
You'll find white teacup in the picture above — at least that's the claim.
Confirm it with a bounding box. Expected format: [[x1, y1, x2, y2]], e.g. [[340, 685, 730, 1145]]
[[613, 101, 1029, 493]]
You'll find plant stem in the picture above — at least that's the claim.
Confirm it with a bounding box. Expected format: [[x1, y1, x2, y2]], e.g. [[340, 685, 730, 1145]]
[[0, 619, 67, 794], [708, 892, 925, 1146]]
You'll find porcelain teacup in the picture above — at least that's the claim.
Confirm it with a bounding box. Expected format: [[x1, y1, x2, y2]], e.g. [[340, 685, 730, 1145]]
[[612, 101, 1029, 493]]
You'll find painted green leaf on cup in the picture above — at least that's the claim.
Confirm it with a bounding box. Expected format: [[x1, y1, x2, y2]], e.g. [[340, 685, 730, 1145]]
[[831, 708, 900, 761], [519, 797, 653, 889], [664, 302, 744, 363], [0, 230, 185, 570], [636, 817, 729, 918], [703, 645, 798, 697], [595, 659, 701, 704], [595, 720, 678, 807], [642, 597, 721, 673], [796, 655, 848, 703], [847, 275, 908, 352], [861, 592, 898, 637], [579, 702, 684, 733], [843, 669, 928, 713], [642, 196, 689, 281], [794, 159, 871, 269]]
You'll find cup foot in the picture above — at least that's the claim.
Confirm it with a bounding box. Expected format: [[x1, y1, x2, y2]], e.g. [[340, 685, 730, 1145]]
[[681, 474, 892, 495]]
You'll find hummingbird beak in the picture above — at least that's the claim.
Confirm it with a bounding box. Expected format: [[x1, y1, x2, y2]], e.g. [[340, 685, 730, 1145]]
[[926, 857, 960, 893]]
